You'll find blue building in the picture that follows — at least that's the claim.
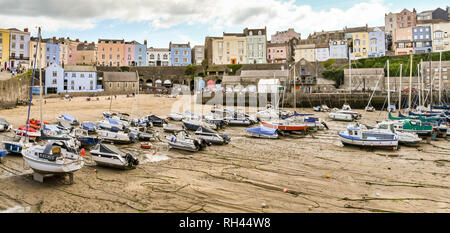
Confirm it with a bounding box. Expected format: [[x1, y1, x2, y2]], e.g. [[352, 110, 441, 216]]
[[413, 26, 432, 54], [134, 41, 147, 66], [169, 42, 191, 66], [45, 64, 103, 94], [44, 38, 60, 67], [368, 28, 386, 58]]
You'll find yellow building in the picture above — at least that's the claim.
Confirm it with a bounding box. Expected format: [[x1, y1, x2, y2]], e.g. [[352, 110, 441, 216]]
[[206, 33, 247, 65], [28, 38, 47, 69], [294, 44, 316, 62], [0, 29, 10, 70], [352, 32, 369, 59]]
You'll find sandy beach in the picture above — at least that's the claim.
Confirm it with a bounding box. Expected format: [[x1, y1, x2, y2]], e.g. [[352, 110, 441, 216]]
[[0, 94, 449, 213]]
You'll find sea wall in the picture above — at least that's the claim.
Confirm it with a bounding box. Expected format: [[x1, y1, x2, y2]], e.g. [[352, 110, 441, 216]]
[[0, 76, 31, 109]]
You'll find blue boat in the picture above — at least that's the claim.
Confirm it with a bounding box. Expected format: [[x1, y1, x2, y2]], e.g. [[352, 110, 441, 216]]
[[82, 122, 100, 133], [0, 150, 7, 162], [246, 125, 278, 139], [58, 114, 79, 125], [71, 129, 100, 147]]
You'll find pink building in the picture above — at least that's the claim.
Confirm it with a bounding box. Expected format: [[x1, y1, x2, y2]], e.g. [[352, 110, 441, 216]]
[[393, 27, 414, 55], [97, 39, 125, 66], [67, 44, 78, 65], [267, 43, 287, 63], [270, 28, 301, 44], [124, 43, 135, 66]]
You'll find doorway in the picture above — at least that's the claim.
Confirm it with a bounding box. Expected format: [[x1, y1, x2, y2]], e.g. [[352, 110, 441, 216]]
[[231, 58, 236, 64]]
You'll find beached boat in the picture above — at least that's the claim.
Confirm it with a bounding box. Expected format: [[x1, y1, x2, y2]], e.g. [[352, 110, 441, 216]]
[[328, 111, 354, 121], [57, 120, 74, 131], [125, 126, 156, 141], [97, 118, 122, 132], [372, 121, 421, 146], [97, 130, 136, 144], [261, 120, 307, 132], [70, 128, 100, 147], [21, 140, 84, 174], [14, 126, 41, 139], [3, 137, 33, 154], [246, 125, 279, 139], [365, 105, 375, 112], [0, 118, 12, 132], [145, 115, 168, 127], [163, 123, 185, 133], [57, 114, 79, 125], [195, 126, 230, 145], [82, 122, 100, 133], [40, 126, 72, 141], [0, 150, 6, 162], [182, 118, 218, 131], [313, 105, 330, 112], [342, 104, 352, 111], [338, 123, 399, 149], [166, 130, 209, 152], [90, 143, 139, 169], [167, 113, 184, 121]]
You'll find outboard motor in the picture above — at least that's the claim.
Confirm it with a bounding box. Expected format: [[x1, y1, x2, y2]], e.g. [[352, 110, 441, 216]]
[[125, 153, 139, 168], [321, 121, 329, 130]]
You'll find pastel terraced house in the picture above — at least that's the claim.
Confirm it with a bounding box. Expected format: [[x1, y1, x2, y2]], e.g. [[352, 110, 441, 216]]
[[267, 43, 287, 64], [28, 37, 47, 69], [245, 27, 267, 64], [8, 28, 30, 69], [45, 63, 102, 94], [205, 32, 247, 65], [0, 29, 10, 70], [351, 32, 369, 59], [97, 39, 125, 66], [393, 27, 414, 55], [170, 42, 191, 66]]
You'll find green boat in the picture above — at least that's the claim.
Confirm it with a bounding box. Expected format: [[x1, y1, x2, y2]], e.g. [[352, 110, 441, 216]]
[[388, 112, 440, 122], [397, 120, 434, 137]]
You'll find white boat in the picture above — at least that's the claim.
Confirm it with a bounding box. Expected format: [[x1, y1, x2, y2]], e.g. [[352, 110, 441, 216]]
[[97, 130, 136, 144], [338, 123, 399, 149], [182, 117, 218, 130], [372, 121, 421, 146], [3, 137, 33, 154], [21, 140, 84, 174], [97, 118, 123, 132], [90, 143, 139, 169], [365, 106, 375, 112], [56, 114, 79, 125], [163, 123, 185, 133], [195, 126, 230, 145], [328, 111, 354, 121], [167, 113, 184, 121], [166, 130, 209, 152], [0, 118, 12, 132], [125, 126, 157, 141], [342, 104, 352, 111]]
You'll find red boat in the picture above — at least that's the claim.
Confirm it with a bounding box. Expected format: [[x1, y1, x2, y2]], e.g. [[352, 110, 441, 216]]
[[141, 143, 152, 149], [261, 120, 307, 131], [15, 126, 40, 138]]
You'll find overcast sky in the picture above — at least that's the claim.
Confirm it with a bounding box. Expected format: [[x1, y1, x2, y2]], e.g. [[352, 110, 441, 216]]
[[0, 0, 448, 47]]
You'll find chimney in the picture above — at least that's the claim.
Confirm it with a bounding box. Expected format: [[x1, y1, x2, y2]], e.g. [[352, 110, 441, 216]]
[[144, 40, 147, 45], [76, 39, 79, 42], [24, 28, 28, 32], [53, 37, 56, 43]]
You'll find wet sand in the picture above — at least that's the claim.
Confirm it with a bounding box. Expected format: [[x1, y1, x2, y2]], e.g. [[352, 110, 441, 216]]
[[0, 94, 449, 213]]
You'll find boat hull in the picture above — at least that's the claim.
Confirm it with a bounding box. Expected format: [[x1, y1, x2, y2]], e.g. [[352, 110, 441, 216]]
[[22, 150, 84, 174], [338, 132, 398, 148], [261, 121, 307, 131]]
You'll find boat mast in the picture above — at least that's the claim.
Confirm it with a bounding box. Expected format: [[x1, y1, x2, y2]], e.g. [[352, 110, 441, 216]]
[[420, 59, 424, 106], [293, 62, 296, 112], [408, 53, 413, 111], [25, 27, 41, 141], [349, 48, 352, 94], [39, 54, 43, 130], [387, 60, 390, 112], [429, 52, 432, 107], [399, 63, 402, 113], [417, 64, 421, 107], [438, 51, 442, 105]]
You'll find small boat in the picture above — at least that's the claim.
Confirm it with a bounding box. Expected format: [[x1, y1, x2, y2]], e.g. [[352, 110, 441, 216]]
[[167, 113, 184, 121], [57, 120, 74, 131], [328, 111, 354, 121], [195, 126, 230, 145], [15, 126, 41, 139], [3, 137, 33, 154], [338, 123, 399, 149], [57, 114, 79, 125], [0, 118, 12, 132], [163, 123, 185, 133], [342, 104, 352, 111], [40, 127, 72, 141], [246, 125, 279, 139], [313, 105, 330, 112], [97, 130, 136, 144], [166, 130, 209, 152], [70, 128, 100, 147], [82, 122, 100, 133], [365, 105, 375, 112], [183, 118, 218, 131], [145, 115, 168, 127], [126, 126, 156, 141], [90, 143, 139, 169], [261, 120, 307, 132], [372, 121, 421, 146], [141, 142, 152, 149], [97, 118, 122, 132], [21, 140, 84, 174], [392, 120, 434, 138], [387, 104, 397, 113]]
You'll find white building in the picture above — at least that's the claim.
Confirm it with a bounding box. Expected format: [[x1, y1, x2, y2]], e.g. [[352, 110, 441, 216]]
[[315, 47, 330, 61], [147, 47, 171, 66], [45, 64, 102, 94]]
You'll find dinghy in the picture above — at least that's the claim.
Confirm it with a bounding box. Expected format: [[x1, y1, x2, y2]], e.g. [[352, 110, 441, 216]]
[[166, 130, 209, 152], [0, 118, 12, 132], [82, 122, 100, 133], [21, 140, 84, 174], [97, 130, 136, 144], [57, 114, 79, 125], [328, 111, 354, 121], [261, 120, 307, 132], [15, 126, 41, 139], [70, 128, 100, 147], [167, 113, 184, 121], [90, 143, 139, 169], [338, 123, 399, 149], [195, 126, 230, 145], [246, 125, 279, 139]]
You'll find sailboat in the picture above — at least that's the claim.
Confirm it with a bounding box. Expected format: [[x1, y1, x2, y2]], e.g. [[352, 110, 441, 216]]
[[21, 27, 84, 176]]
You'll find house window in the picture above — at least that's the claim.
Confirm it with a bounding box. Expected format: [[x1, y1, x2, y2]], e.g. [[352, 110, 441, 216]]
[[117, 83, 120, 88], [183, 58, 187, 63], [90, 80, 93, 90], [72, 73, 76, 77], [53, 71, 57, 77], [81, 73, 84, 78], [52, 79, 57, 84], [89, 73, 93, 78], [183, 51, 188, 56], [175, 58, 179, 63], [175, 50, 179, 55], [65, 73, 68, 77]]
